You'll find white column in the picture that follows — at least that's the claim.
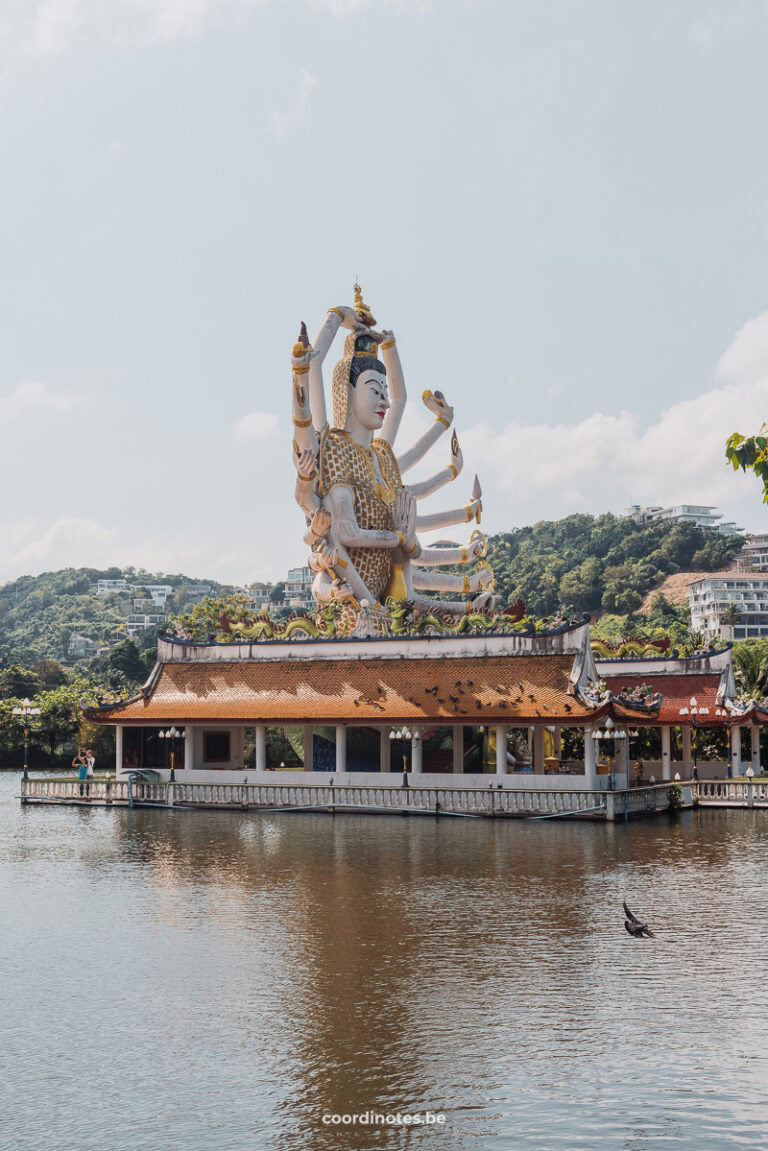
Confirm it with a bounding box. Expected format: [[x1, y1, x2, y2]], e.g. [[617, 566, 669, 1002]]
[[731, 725, 741, 778], [661, 726, 671, 780], [115, 725, 124, 774], [335, 725, 346, 774], [380, 728, 390, 774], [528, 726, 535, 768], [495, 726, 507, 775], [751, 725, 761, 774], [554, 727, 562, 757], [303, 725, 314, 772], [255, 724, 266, 773], [411, 728, 423, 775], [533, 726, 546, 773], [452, 726, 464, 773], [584, 728, 597, 788], [682, 726, 692, 775]]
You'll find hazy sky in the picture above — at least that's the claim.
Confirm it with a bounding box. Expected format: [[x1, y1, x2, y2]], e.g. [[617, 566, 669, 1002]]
[[2, 0, 768, 587]]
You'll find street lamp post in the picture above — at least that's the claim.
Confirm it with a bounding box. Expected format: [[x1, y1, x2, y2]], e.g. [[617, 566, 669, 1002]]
[[11, 698, 41, 781], [158, 727, 186, 781], [390, 727, 416, 788], [679, 696, 708, 780], [591, 716, 627, 789]]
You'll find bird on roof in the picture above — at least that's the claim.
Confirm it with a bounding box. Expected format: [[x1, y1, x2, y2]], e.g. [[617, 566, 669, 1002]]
[[623, 901, 655, 939]]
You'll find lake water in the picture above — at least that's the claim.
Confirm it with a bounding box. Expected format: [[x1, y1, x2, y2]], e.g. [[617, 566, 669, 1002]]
[[2, 770, 767, 1150]]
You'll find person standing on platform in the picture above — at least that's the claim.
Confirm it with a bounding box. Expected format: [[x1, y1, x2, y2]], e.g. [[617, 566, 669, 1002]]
[[72, 748, 88, 796]]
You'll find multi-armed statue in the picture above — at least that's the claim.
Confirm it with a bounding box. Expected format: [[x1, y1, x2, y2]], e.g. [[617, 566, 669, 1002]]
[[290, 285, 495, 630]]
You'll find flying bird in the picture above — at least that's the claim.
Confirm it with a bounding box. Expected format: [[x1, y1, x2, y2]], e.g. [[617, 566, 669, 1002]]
[[623, 901, 655, 938]]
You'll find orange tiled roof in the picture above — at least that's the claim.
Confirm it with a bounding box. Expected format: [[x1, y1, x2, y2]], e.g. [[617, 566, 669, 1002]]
[[87, 654, 592, 725], [604, 673, 723, 725]]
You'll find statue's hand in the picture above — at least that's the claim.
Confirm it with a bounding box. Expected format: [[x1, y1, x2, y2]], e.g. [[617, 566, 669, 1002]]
[[315, 539, 340, 571], [309, 506, 331, 538], [333, 305, 365, 332], [291, 349, 313, 373], [422, 389, 454, 427], [379, 328, 395, 346], [294, 447, 317, 482], [393, 488, 417, 549], [450, 430, 463, 478], [471, 590, 496, 614]]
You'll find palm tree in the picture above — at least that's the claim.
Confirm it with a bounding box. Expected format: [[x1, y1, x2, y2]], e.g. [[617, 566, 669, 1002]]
[[733, 640, 768, 701], [720, 603, 743, 638]]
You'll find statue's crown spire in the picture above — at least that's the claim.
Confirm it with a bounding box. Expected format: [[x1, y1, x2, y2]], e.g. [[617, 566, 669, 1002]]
[[353, 281, 376, 328]]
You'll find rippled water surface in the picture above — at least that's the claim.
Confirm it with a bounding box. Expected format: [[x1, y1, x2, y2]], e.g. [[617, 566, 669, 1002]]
[[2, 771, 768, 1150]]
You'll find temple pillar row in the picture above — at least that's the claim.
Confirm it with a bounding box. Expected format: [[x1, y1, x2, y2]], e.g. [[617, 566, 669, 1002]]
[[731, 725, 741, 778], [380, 728, 390, 774], [533, 726, 546, 772], [255, 724, 266, 772], [411, 728, 423, 774], [496, 725, 507, 775], [303, 726, 313, 771], [335, 725, 346, 773], [682, 726, 692, 773], [453, 728, 463, 774], [584, 728, 597, 789], [661, 726, 671, 781]]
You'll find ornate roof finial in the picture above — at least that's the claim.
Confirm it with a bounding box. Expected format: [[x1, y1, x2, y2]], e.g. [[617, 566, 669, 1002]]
[[353, 282, 376, 328]]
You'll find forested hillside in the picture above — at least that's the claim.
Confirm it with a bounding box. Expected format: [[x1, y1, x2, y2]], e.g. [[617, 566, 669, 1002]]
[[486, 514, 742, 617], [0, 517, 743, 663], [0, 567, 222, 663]]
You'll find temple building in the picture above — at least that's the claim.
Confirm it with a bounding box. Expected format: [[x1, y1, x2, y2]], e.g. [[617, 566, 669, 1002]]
[[84, 621, 762, 785]]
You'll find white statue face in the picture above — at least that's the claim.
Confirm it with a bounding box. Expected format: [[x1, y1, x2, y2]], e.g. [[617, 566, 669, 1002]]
[[350, 369, 390, 431]]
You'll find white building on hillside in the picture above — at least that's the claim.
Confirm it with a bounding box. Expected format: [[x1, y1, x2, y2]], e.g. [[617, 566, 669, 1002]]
[[96, 578, 129, 597], [625, 504, 742, 536], [246, 582, 275, 609], [285, 566, 314, 610], [736, 534, 768, 573], [689, 573, 768, 640]]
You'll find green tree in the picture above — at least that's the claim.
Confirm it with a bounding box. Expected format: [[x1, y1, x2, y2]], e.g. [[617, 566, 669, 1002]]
[[107, 640, 146, 685], [270, 583, 285, 604], [726, 428, 768, 502], [732, 639, 768, 700]]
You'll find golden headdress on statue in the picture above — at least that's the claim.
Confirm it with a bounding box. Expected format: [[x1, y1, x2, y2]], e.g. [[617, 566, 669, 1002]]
[[331, 284, 381, 430]]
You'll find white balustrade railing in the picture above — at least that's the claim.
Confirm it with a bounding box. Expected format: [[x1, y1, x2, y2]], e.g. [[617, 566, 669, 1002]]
[[25, 776, 768, 815], [21, 776, 613, 818], [696, 779, 768, 806]]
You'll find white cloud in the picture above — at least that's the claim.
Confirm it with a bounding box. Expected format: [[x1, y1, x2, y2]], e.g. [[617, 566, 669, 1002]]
[[6, 0, 267, 59], [455, 312, 768, 531], [0, 381, 83, 421], [268, 66, 318, 139], [231, 409, 279, 441], [27, 0, 83, 58], [0, 515, 243, 585], [716, 312, 768, 387]]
